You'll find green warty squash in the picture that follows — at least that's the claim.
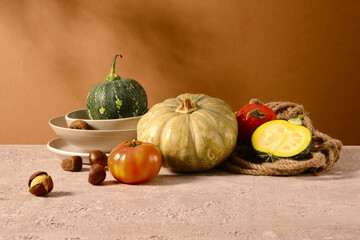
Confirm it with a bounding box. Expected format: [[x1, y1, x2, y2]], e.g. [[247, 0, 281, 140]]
[[86, 54, 148, 120]]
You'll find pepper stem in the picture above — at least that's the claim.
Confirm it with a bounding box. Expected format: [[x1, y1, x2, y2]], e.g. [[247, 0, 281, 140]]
[[105, 54, 122, 82], [288, 112, 309, 126], [175, 98, 198, 114]]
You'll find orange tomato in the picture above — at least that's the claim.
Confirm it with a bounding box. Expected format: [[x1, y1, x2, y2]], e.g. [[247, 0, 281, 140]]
[[108, 140, 162, 184]]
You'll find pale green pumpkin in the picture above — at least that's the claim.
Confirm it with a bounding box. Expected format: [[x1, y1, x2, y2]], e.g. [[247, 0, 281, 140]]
[[137, 93, 238, 173]]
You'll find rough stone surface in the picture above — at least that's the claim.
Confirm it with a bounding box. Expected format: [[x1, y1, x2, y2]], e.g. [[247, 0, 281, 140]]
[[0, 145, 359, 239]]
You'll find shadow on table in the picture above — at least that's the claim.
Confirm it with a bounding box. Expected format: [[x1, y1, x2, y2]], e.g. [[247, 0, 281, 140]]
[[100, 177, 201, 186], [144, 166, 235, 186], [47, 191, 74, 198], [98, 165, 235, 186]]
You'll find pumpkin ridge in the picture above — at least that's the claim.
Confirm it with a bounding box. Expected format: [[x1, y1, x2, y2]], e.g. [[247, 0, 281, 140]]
[[160, 114, 195, 170], [199, 98, 233, 111], [140, 111, 176, 145], [158, 113, 179, 150], [188, 114, 201, 163], [180, 115, 198, 170], [197, 107, 238, 134], [177, 93, 209, 105], [193, 93, 210, 103], [189, 112, 225, 162], [150, 99, 179, 112]]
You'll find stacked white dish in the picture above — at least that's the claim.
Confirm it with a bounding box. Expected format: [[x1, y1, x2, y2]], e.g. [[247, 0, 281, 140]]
[[47, 109, 141, 163]]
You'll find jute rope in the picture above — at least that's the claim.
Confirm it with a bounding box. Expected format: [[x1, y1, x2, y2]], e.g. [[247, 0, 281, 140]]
[[225, 99, 343, 176]]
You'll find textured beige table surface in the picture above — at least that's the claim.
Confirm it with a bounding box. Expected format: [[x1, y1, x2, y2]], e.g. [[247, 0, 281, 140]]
[[0, 145, 359, 240]]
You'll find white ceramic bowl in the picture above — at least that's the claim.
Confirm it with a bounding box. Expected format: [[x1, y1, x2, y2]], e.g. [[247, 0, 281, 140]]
[[65, 109, 142, 130], [49, 115, 137, 152]]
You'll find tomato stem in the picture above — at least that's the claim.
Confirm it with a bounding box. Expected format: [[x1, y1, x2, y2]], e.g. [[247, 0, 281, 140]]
[[129, 139, 141, 147], [246, 108, 268, 120]]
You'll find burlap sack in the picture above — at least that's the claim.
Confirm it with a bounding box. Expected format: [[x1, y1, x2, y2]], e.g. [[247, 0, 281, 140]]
[[225, 99, 343, 176]]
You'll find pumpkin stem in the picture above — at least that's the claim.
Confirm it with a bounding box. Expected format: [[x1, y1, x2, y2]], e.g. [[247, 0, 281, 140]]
[[105, 54, 122, 82], [288, 112, 309, 126], [175, 98, 198, 114]]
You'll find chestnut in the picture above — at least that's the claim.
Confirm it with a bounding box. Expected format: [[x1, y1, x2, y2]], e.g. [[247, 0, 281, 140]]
[[89, 150, 108, 167], [70, 120, 90, 130], [28, 171, 54, 196], [61, 156, 82, 172], [88, 164, 106, 185]]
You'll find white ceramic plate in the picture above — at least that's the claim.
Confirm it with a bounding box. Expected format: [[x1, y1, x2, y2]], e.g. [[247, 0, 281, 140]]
[[49, 115, 137, 152], [47, 138, 110, 164]]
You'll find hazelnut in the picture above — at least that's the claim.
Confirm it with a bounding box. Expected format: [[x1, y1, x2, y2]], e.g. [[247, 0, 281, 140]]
[[88, 164, 106, 185], [28, 171, 54, 196], [61, 156, 82, 172], [70, 120, 90, 130], [89, 150, 108, 166]]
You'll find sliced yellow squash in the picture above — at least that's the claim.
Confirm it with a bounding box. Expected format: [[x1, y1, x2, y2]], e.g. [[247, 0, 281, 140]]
[[251, 114, 312, 162]]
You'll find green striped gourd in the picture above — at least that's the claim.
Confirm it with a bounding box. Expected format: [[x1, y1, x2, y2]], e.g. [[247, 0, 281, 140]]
[[86, 55, 148, 120]]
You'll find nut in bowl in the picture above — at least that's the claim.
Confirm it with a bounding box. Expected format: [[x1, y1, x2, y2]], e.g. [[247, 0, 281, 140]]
[[49, 115, 137, 152], [65, 109, 143, 130]]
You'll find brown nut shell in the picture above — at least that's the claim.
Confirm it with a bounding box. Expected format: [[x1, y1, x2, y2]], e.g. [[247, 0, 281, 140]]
[[28, 171, 47, 187], [70, 120, 90, 130], [61, 156, 83, 172], [29, 182, 49, 196], [28, 171, 53, 196], [89, 150, 108, 166], [88, 164, 106, 185]]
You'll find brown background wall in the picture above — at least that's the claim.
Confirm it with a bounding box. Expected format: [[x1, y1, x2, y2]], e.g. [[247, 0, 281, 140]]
[[0, 0, 359, 145]]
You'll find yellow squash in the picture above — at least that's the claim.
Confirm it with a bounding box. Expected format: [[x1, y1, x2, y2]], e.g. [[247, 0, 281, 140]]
[[251, 113, 312, 162]]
